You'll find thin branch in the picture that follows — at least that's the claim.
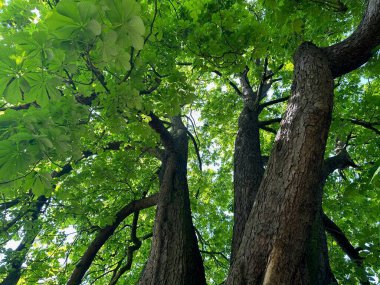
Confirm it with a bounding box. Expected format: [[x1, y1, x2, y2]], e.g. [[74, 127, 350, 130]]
[[258, 96, 290, 113], [0, 160, 41, 185], [122, 0, 158, 82], [212, 70, 242, 97], [200, 250, 229, 262], [0, 101, 39, 112], [348, 118, 380, 135], [139, 78, 161, 95], [67, 194, 158, 285], [0, 199, 20, 211], [82, 53, 110, 93], [187, 130, 202, 171]]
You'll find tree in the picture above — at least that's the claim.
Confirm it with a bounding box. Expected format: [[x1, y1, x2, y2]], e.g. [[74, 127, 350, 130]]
[[0, 0, 379, 284]]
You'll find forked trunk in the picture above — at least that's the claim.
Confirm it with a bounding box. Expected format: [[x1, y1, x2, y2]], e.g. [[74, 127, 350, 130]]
[[226, 42, 334, 284]]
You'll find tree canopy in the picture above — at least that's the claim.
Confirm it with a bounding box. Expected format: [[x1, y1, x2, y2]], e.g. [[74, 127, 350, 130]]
[[0, 0, 379, 284]]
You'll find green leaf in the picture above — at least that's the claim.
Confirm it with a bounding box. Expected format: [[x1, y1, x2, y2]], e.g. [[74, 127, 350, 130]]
[[78, 1, 98, 22], [56, 0, 81, 22], [87, 19, 101, 36]]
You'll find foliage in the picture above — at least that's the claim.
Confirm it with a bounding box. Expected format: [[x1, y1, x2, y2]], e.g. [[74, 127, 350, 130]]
[[0, 0, 378, 284]]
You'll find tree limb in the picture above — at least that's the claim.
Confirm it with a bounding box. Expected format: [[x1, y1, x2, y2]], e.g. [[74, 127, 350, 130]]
[[0, 102, 39, 112], [67, 194, 158, 285], [322, 148, 358, 181], [260, 126, 277, 134], [212, 70, 242, 97], [187, 130, 202, 171], [148, 112, 176, 152], [323, 0, 380, 78], [258, 118, 282, 127], [258, 96, 290, 113], [0, 199, 20, 211], [322, 213, 363, 264], [348, 118, 380, 135], [108, 212, 152, 285]]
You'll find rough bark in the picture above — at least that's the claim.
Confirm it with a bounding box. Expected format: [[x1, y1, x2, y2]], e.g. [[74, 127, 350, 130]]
[[300, 209, 337, 285], [226, 0, 380, 282], [138, 116, 206, 285], [67, 194, 158, 285], [226, 42, 334, 285], [300, 149, 356, 285], [231, 73, 264, 262], [1, 195, 47, 285]]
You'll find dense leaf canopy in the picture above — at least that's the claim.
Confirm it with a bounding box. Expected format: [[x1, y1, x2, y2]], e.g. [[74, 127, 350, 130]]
[[0, 0, 379, 284]]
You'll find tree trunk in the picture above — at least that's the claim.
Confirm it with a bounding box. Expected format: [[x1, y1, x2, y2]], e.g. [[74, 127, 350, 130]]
[[302, 209, 337, 285], [226, 42, 334, 284], [232, 95, 264, 262], [139, 116, 206, 285]]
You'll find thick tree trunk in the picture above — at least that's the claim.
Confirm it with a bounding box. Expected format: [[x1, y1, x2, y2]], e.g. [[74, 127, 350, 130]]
[[232, 102, 264, 262], [139, 116, 206, 285], [226, 42, 334, 285]]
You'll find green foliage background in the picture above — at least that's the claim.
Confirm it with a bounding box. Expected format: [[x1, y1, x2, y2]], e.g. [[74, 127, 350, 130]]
[[0, 0, 378, 284]]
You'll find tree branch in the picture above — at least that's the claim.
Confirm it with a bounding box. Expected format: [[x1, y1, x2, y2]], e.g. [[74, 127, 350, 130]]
[[0, 199, 20, 211], [348, 118, 380, 135], [258, 96, 290, 113], [0, 102, 39, 112], [239, 67, 257, 104], [212, 70, 242, 97], [260, 126, 277, 134], [67, 194, 158, 285], [82, 53, 110, 93], [258, 118, 282, 127], [323, 0, 380, 78], [108, 213, 152, 285], [322, 148, 358, 181], [187, 130, 202, 171], [148, 112, 176, 152], [322, 213, 363, 264]]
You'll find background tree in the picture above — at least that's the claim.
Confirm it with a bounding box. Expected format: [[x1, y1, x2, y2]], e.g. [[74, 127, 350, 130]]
[[0, 0, 379, 284]]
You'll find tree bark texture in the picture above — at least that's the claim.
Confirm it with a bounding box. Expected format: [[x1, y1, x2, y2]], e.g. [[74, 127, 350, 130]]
[[232, 84, 264, 262], [139, 117, 206, 285], [301, 149, 357, 285], [226, 42, 334, 285]]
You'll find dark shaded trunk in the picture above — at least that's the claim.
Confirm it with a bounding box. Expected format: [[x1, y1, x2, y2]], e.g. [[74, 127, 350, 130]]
[[226, 42, 334, 285], [303, 209, 338, 285], [232, 104, 264, 263], [139, 116, 206, 285], [1, 195, 47, 285], [300, 149, 357, 285]]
